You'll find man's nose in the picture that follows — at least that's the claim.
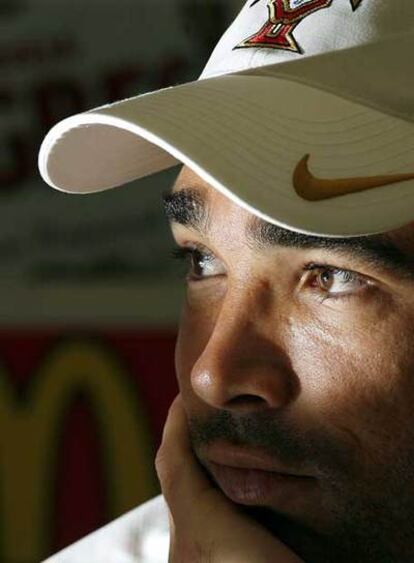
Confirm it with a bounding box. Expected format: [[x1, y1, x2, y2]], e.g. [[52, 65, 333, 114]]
[[190, 283, 298, 413]]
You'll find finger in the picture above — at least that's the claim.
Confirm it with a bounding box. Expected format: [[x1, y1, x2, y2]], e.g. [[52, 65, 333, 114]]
[[160, 395, 191, 452], [155, 395, 223, 524], [156, 398, 304, 563]]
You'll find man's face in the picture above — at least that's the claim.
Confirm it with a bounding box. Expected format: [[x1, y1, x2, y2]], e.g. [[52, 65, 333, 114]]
[[164, 165, 414, 563]]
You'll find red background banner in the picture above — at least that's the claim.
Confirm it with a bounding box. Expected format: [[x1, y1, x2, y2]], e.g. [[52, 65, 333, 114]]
[[0, 329, 178, 561]]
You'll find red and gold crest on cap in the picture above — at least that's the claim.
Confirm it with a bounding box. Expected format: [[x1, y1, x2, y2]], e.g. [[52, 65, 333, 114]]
[[237, 0, 365, 54]]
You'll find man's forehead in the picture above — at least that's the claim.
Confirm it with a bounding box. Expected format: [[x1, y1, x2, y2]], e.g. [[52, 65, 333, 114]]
[[172, 165, 227, 207], [172, 165, 414, 245], [168, 165, 414, 280], [172, 165, 204, 191], [386, 223, 414, 256]]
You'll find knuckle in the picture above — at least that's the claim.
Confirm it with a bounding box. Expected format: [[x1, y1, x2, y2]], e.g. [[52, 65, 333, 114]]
[[155, 446, 176, 492], [154, 446, 167, 476]]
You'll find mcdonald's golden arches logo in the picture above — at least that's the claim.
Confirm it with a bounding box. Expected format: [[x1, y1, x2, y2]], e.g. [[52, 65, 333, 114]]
[[1, 337, 159, 562]]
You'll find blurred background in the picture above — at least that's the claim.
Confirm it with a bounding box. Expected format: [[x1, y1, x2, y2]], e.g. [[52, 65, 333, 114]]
[[0, 1, 241, 561]]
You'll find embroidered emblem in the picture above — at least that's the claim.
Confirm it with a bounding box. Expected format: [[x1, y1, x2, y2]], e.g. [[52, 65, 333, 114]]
[[236, 0, 365, 54], [350, 0, 363, 9], [293, 154, 414, 201]]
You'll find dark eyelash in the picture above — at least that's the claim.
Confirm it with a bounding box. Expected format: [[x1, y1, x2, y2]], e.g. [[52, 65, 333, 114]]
[[303, 262, 364, 302], [169, 247, 189, 278], [169, 245, 211, 280], [170, 247, 193, 261], [304, 262, 349, 274], [169, 247, 366, 301], [170, 244, 213, 261], [303, 262, 353, 283]]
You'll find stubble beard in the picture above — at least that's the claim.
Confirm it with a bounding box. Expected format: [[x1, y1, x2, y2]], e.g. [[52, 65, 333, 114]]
[[189, 410, 414, 563], [242, 455, 414, 563]]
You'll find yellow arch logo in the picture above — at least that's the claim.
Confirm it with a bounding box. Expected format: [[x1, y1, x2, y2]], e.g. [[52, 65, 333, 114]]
[[1, 338, 158, 562]]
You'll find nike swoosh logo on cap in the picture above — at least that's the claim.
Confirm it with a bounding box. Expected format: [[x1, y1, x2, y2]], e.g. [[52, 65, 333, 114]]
[[293, 154, 414, 201]]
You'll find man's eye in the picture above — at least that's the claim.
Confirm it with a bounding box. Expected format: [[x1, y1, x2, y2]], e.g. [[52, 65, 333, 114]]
[[170, 246, 224, 281], [170, 248, 371, 300], [304, 263, 369, 300]]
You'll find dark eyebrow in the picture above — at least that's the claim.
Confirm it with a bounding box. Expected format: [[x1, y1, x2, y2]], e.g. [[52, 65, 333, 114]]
[[162, 187, 211, 234], [162, 188, 414, 281]]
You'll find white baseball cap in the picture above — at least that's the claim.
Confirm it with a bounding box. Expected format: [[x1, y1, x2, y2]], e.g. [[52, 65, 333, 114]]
[[38, 0, 414, 237]]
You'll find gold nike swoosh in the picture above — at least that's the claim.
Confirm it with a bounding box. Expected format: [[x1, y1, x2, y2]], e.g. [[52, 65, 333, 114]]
[[293, 154, 414, 201]]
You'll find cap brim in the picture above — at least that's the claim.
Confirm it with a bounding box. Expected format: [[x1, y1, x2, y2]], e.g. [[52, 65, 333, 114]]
[[38, 70, 414, 238]]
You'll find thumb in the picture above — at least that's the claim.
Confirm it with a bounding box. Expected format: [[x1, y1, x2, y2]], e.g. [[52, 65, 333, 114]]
[[155, 396, 304, 563], [155, 395, 226, 526]]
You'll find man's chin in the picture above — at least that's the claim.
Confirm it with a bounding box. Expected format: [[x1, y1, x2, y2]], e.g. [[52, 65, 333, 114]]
[[241, 505, 330, 562], [240, 504, 406, 563], [239, 504, 294, 535]]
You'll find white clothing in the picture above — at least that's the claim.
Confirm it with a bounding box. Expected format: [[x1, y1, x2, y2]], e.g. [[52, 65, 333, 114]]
[[43, 495, 170, 563]]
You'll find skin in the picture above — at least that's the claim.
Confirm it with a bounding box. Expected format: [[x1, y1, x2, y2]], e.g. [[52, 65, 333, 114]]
[[157, 165, 414, 563], [156, 395, 303, 563]]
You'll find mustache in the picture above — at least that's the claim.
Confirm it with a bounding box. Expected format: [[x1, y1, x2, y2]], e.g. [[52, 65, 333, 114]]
[[188, 409, 355, 477]]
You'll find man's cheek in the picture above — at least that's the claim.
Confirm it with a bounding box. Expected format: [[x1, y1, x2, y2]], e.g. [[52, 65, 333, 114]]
[[174, 331, 204, 401], [175, 304, 217, 376], [295, 344, 413, 476]]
